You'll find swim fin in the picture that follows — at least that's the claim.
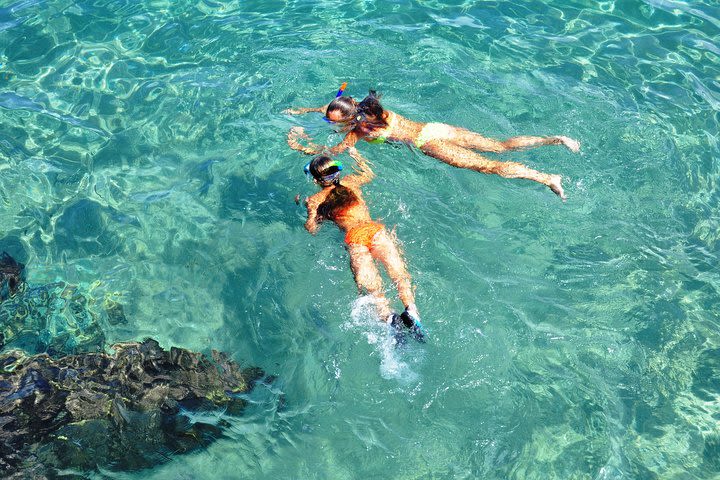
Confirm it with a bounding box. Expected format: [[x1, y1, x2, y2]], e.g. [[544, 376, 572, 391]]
[[388, 313, 407, 346], [400, 309, 426, 343], [388, 309, 427, 344]]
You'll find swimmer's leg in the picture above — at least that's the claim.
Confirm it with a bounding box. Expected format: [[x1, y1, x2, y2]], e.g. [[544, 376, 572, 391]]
[[369, 229, 415, 310], [371, 230, 426, 342], [347, 243, 393, 320], [421, 140, 566, 200], [449, 127, 581, 153]]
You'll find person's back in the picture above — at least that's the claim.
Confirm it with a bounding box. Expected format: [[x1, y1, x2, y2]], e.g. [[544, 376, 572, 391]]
[[316, 183, 373, 233]]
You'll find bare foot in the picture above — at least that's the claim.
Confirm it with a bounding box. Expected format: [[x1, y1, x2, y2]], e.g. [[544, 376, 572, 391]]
[[553, 136, 580, 153], [548, 174, 566, 201]]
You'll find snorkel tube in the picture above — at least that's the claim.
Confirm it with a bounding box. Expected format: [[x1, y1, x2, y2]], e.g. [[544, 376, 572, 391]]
[[336, 82, 348, 98]]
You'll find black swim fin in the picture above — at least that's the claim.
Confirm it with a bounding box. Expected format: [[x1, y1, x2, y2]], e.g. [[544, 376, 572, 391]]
[[389, 313, 407, 346], [389, 311, 426, 344]]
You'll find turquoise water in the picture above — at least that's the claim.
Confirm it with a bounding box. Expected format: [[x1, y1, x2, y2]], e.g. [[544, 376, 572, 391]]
[[1, 0, 719, 477]]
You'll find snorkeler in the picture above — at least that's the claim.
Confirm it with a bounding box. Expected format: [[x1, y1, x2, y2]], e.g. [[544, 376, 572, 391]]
[[285, 85, 580, 199], [303, 152, 425, 342]]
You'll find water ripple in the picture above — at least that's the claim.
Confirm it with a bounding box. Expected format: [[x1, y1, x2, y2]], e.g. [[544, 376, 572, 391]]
[[0, 0, 718, 478]]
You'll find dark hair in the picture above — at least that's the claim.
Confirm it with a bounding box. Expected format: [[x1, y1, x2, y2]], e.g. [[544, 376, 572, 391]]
[[318, 184, 359, 221], [325, 97, 357, 122], [308, 155, 341, 181], [355, 90, 388, 128]]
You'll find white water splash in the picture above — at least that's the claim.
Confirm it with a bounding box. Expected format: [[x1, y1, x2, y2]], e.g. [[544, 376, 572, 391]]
[[344, 295, 419, 382]]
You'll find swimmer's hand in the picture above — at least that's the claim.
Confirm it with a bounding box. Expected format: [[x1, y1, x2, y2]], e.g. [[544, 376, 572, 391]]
[[287, 126, 308, 151], [294, 194, 301, 205], [283, 108, 303, 115], [547, 174, 567, 201], [288, 127, 322, 155], [288, 126, 310, 140]]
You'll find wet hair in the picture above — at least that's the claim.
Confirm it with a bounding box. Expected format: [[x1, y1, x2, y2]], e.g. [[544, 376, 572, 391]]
[[355, 90, 388, 128], [317, 184, 359, 221], [308, 155, 342, 182], [325, 96, 357, 122]]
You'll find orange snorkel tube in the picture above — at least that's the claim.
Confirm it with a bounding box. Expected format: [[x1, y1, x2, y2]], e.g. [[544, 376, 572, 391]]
[[335, 82, 348, 98]]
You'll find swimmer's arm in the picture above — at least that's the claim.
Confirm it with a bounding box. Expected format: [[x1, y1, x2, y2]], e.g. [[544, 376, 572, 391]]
[[328, 130, 361, 156], [345, 147, 375, 186], [287, 126, 324, 156], [283, 104, 330, 115], [305, 211, 321, 235], [304, 194, 323, 234]]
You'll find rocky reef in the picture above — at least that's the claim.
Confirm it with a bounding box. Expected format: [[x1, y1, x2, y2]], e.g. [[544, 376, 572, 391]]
[[0, 252, 271, 478], [0, 252, 22, 302], [0, 338, 266, 478]]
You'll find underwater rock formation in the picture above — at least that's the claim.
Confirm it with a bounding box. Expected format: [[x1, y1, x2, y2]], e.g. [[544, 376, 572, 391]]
[[0, 252, 23, 302], [0, 251, 272, 477], [0, 338, 266, 477], [0, 252, 111, 356]]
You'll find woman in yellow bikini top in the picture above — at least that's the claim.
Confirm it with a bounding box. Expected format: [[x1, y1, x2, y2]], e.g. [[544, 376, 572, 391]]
[[287, 86, 581, 200], [303, 154, 425, 342]]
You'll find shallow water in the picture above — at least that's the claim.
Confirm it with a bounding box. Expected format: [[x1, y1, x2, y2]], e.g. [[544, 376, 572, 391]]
[[1, 0, 719, 478]]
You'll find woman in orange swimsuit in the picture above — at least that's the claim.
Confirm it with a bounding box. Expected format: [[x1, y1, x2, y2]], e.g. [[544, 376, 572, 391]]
[[303, 153, 424, 342], [286, 87, 580, 200]]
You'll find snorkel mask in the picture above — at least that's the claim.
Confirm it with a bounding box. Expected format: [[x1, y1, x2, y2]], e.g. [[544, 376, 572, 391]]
[[304, 159, 343, 185]]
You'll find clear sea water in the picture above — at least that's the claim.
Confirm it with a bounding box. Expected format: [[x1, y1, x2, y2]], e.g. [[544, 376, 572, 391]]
[[1, 0, 719, 478]]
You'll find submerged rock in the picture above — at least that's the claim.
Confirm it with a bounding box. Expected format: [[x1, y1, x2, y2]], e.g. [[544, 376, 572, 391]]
[[0, 252, 274, 477], [0, 281, 107, 357], [0, 252, 23, 302], [0, 338, 266, 477]]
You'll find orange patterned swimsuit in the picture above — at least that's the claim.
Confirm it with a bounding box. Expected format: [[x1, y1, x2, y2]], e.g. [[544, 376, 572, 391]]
[[344, 221, 384, 247], [323, 187, 385, 248]]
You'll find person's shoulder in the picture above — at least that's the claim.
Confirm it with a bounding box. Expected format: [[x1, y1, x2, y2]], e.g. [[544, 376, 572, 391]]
[[307, 189, 327, 204], [341, 176, 365, 191]]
